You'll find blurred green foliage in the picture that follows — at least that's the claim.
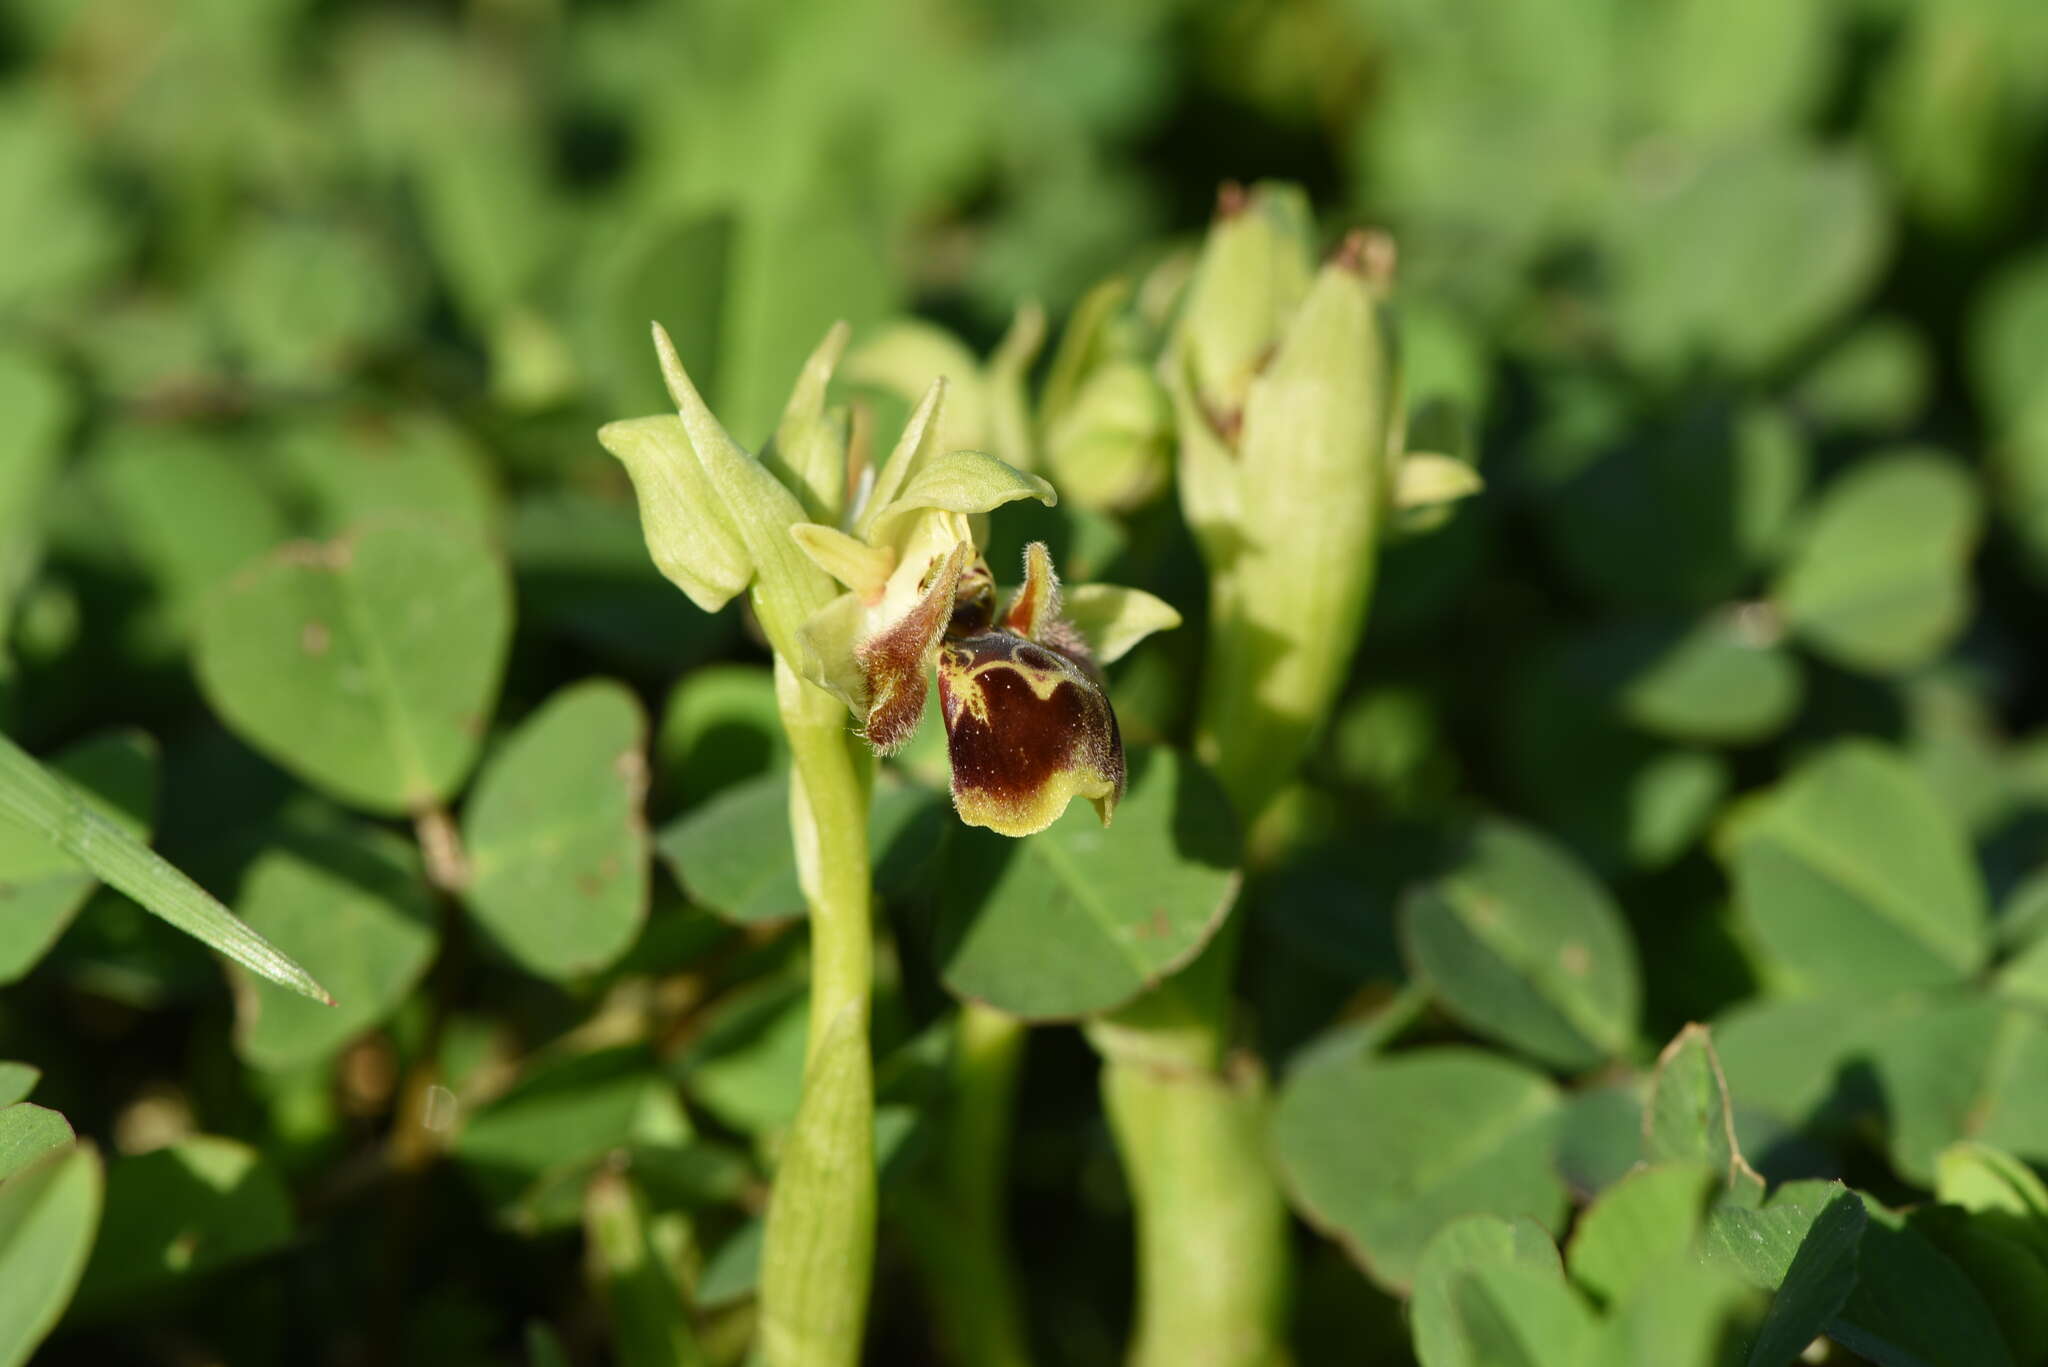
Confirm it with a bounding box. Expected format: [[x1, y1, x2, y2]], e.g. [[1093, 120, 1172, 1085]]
[[5, 0, 2048, 1363]]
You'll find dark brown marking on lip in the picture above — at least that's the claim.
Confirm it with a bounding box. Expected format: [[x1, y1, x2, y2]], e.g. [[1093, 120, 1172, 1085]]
[[938, 631, 1124, 836]]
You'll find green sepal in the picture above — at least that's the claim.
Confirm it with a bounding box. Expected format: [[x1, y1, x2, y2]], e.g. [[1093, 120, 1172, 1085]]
[[596, 415, 754, 613], [1062, 584, 1183, 665]]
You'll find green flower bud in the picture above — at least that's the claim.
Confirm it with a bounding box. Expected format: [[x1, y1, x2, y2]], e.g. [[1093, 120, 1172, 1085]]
[[1175, 181, 1316, 422], [1167, 198, 1404, 815], [843, 306, 1047, 473], [765, 321, 853, 524], [1042, 358, 1173, 511], [1037, 277, 1174, 512]]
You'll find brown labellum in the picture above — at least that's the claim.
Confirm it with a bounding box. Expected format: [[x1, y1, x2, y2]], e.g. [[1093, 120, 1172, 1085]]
[[936, 543, 1125, 837]]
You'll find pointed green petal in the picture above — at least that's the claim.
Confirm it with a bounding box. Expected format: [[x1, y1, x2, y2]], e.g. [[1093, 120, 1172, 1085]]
[[1062, 585, 1183, 665], [856, 379, 948, 541], [597, 416, 755, 613], [867, 451, 1055, 549], [790, 523, 893, 600], [794, 592, 870, 713], [771, 322, 853, 523], [1393, 453, 1484, 509]]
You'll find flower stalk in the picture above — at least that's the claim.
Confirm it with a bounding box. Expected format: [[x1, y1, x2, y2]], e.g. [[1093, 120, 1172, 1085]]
[[1095, 182, 1472, 1367], [603, 308, 1179, 1366], [603, 323, 876, 1367]]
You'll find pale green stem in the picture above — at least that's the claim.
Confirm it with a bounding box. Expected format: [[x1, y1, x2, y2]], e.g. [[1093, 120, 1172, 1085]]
[[757, 660, 877, 1367], [1096, 865, 1292, 1367], [899, 1002, 1035, 1367]]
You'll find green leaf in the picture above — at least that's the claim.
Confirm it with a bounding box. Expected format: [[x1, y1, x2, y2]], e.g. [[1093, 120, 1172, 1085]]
[[1712, 993, 1899, 1138], [657, 770, 939, 926], [1447, 1259, 1598, 1367], [1701, 1180, 1865, 1366], [1400, 820, 1640, 1070], [0, 91, 128, 318], [1412, 1215, 1564, 1367], [0, 1144, 103, 1367], [91, 424, 288, 637], [272, 408, 500, 537], [1273, 1046, 1567, 1290], [1536, 401, 1805, 612], [0, 344, 71, 636], [1970, 252, 2048, 581], [1832, 1201, 2015, 1367], [454, 1046, 696, 1229], [1564, 1162, 1716, 1307], [937, 749, 1240, 1020], [1605, 618, 1803, 746], [1906, 1204, 2048, 1365], [698, 1218, 764, 1310], [584, 1170, 706, 1367], [196, 518, 514, 815], [657, 773, 802, 923], [1793, 317, 1930, 434], [1935, 1141, 2048, 1266], [0, 1106, 72, 1182], [0, 1066, 35, 1109], [1507, 638, 1733, 872], [231, 824, 438, 1071], [1970, 251, 2048, 433], [73, 1135, 293, 1311], [654, 664, 786, 813], [716, 188, 897, 444], [1643, 1025, 1764, 1198], [0, 731, 154, 984], [677, 978, 810, 1136], [1774, 450, 1982, 674], [1592, 1256, 1762, 1367], [462, 681, 650, 981], [1862, 999, 2048, 1187], [1726, 741, 1988, 994], [208, 213, 415, 388], [1604, 140, 1888, 376], [0, 732, 330, 1004], [1555, 1082, 1647, 1200]]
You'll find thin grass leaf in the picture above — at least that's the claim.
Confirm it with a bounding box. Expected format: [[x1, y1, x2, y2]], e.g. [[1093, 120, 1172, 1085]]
[[0, 733, 333, 1005]]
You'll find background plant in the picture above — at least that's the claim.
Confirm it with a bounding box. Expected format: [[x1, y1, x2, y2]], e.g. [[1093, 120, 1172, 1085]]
[[8, 0, 2048, 1364]]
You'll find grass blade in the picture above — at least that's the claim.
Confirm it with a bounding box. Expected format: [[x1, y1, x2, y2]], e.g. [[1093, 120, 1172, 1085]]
[[0, 732, 333, 1005]]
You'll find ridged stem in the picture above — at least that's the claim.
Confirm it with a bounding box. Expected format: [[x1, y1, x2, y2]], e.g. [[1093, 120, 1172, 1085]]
[[756, 660, 877, 1367]]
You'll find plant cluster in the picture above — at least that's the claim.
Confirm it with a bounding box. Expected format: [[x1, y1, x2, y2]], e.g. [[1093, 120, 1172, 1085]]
[[5, 1, 2048, 1366]]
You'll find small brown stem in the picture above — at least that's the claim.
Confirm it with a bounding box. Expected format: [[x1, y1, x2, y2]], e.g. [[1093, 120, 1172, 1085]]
[[414, 804, 470, 893]]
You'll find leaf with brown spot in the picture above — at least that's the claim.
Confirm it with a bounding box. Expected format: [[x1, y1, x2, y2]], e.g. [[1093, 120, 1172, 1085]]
[[196, 518, 513, 815], [461, 681, 651, 981], [1399, 819, 1640, 1071]]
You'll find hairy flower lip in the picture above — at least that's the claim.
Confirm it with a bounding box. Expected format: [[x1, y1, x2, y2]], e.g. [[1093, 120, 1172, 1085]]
[[938, 628, 1124, 838]]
